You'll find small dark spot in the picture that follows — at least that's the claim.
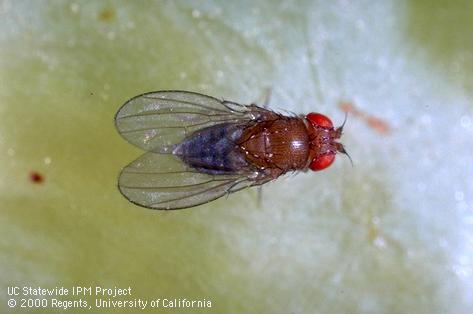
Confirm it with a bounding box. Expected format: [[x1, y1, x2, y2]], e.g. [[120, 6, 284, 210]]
[[29, 171, 44, 184], [98, 8, 115, 22]]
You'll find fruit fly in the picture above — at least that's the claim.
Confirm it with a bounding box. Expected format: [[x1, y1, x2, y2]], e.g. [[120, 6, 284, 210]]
[[115, 90, 347, 210]]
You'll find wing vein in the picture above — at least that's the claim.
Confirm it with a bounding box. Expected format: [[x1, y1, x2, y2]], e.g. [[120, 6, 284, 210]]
[[148, 178, 249, 207], [141, 96, 238, 114], [120, 178, 236, 191]]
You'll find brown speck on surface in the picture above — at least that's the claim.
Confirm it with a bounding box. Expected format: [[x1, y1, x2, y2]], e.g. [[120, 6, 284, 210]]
[[338, 101, 391, 134], [29, 171, 44, 184], [98, 8, 115, 22]]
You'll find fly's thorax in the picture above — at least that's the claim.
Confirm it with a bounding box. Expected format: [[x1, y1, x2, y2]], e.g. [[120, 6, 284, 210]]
[[238, 117, 310, 171]]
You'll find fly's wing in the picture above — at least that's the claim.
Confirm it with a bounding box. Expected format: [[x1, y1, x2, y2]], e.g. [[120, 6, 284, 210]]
[[115, 90, 254, 152], [118, 152, 255, 210]]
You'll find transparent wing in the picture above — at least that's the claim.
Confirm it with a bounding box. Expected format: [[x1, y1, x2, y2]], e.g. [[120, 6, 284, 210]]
[[115, 90, 254, 152], [118, 153, 255, 210]]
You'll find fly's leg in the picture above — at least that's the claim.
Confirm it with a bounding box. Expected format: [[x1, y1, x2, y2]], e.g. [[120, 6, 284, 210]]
[[250, 87, 274, 208], [252, 88, 272, 109], [257, 186, 263, 208], [262, 87, 272, 109], [251, 167, 284, 207]]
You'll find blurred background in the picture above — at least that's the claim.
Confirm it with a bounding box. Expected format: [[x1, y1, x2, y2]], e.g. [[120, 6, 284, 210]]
[[1, 1, 472, 313]]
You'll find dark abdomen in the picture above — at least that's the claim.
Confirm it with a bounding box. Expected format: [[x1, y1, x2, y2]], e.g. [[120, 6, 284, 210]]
[[173, 124, 250, 174]]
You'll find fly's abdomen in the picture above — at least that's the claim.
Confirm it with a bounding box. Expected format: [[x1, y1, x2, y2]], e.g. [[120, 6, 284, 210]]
[[173, 124, 249, 174]]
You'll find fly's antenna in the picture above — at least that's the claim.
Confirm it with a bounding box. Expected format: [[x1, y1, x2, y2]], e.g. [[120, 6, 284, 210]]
[[344, 150, 354, 168], [334, 111, 348, 139], [336, 143, 353, 167], [339, 111, 348, 131], [340, 113, 352, 167]]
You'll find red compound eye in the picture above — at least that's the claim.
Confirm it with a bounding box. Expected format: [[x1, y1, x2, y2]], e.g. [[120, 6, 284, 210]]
[[309, 154, 335, 171], [306, 112, 333, 129]]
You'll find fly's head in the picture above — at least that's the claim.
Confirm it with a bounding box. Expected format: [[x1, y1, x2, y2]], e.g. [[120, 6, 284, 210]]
[[305, 112, 350, 171]]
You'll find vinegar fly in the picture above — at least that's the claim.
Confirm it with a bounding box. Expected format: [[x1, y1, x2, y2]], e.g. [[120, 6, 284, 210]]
[[115, 90, 348, 210]]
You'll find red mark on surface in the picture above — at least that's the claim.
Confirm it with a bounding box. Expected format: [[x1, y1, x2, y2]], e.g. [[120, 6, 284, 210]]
[[338, 102, 391, 134], [29, 171, 44, 184]]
